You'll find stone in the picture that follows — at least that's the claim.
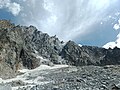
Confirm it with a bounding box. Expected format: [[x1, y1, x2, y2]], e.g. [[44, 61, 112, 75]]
[[61, 40, 120, 66], [0, 84, 12, 90], [1, 20, 120, 80]]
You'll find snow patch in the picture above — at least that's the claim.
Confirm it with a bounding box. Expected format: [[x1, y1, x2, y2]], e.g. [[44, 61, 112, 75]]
[[104, 18, 120, 49], [0, 65, 68, 89], [12, 85, 35, 90], [0, 65, 68, 90], [78, 44, 82, 47], [103, 42, 117, 49]]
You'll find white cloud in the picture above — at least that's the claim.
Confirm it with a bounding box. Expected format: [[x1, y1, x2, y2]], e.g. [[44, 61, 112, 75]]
[[0, 0, 21, 16], [16, 0, 119, 41], [103, 18, 120, 49], [0, 0, 10, 8], [113, 24, 120, 30], [113, 19, 120, 30], [8, 2, 21, 16]]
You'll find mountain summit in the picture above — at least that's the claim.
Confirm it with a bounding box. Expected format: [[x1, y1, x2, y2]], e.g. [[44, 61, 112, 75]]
[[0, 20, 120, 89], [1, 20, 120, 79]]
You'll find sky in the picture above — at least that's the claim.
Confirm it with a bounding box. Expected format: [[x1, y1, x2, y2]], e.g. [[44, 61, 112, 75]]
[[0, 0, 120, 47]]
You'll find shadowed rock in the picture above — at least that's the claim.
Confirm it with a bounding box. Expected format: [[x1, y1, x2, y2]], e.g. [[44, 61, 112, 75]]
[[61, 41, 120, 66]]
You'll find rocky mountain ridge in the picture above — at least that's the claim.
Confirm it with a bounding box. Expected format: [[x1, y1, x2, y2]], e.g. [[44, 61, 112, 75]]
[[0, 20, 120, 79]]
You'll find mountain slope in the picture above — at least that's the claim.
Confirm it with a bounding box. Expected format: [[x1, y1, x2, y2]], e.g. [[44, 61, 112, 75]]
[[1, 20, 120, 79]]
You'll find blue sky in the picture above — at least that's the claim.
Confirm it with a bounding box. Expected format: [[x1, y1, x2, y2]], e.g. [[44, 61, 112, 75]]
[[0, 0, 120, 47]]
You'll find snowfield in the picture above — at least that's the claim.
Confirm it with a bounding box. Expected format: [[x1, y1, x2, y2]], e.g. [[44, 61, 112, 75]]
[[0, 65, 68, 90]]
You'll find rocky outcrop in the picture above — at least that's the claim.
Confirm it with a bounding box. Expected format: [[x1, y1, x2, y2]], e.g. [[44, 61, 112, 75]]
[[0, 20, 64, 78], [1, 20, 120, 79], [61, 41, 120, 66]]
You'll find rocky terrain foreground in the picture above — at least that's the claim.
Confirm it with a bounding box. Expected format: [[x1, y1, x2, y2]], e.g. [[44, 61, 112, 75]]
[[1, 65, 120, 90], [0, 20, 120, 90]]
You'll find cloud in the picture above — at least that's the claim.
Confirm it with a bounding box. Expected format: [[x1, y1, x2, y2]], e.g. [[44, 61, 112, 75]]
[[15, 0, 119, 41], [113, 19, 120, 30], [0, 0, 21, 16], [103, 18, 120, 49], [7, 2, 21, 16]]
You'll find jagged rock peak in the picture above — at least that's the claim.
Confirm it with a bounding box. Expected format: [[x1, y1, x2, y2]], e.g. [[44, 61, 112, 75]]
[[1, 20, 120, 79], [0, 20, 64, 78], [0, 20, 14, 29]]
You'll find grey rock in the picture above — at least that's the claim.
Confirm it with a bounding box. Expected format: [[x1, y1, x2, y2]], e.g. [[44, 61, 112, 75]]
[[1, 20, 120, 80], [0, 84, 12, 90], [0, 20, 64, 78], [61, 40, 120, 66], [13, 65, 120, 90]]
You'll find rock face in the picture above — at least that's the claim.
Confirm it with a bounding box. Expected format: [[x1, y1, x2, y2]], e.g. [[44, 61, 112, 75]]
[[0, 20, 64, 79], [61, 41, 120, 66], [1, 20, 120, 79]]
